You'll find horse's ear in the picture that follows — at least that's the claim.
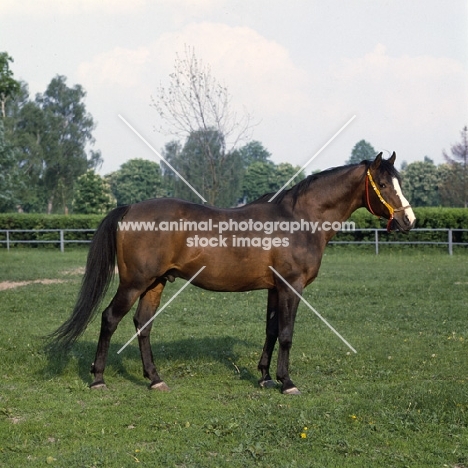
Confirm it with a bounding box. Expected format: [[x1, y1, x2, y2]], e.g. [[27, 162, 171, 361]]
[[371, 152, 383, 170], [388, 152, 396, 165]]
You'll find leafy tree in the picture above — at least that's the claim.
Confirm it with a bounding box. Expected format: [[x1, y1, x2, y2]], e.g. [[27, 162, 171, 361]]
[[242, 161, 305, 203], [347, 140, 376, 164], [0, 120, 24, 211], [108, 159, 163, 206], [36, 75, 102, 213], [0, 52, 21, 119], [440, 126, 468, 207], [237, 140, 272, 167], [242, 161, 276, 202], [274, 162, 305, 190], [6, 76, 101, 213], [401, 158, 440, 206], [72, 170, 115, 214], [11, 99, 48, 211], [152, 46, 253, 205], [160, 140, 182, 198], [163, 129, 243, 207]]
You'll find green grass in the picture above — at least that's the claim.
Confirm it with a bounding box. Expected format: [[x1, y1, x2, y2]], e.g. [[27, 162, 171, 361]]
[[0, 248, 467, 467]]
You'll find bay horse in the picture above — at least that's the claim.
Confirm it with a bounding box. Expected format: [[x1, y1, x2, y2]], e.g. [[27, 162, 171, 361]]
[[51, 153, 415, 394]]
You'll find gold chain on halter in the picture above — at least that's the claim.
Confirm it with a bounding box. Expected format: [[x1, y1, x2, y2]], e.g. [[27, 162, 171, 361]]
[[366, 169, 395, 218], [365, 168, 411, 234]]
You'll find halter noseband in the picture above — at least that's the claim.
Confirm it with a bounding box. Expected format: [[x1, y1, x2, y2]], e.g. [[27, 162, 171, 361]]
[[365, 169, 411, 232]]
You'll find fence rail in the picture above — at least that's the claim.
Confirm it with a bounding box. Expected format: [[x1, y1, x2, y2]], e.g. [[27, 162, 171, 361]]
[[0, 229, 95, 253], [329, 228, 468, 255], [0, 228, 467, 254]]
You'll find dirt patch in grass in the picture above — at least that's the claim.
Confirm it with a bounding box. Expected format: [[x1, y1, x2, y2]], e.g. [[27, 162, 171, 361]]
[[61, 267, 86, 275], [60, 266, 119, 275], [0, 279, 67, 291]]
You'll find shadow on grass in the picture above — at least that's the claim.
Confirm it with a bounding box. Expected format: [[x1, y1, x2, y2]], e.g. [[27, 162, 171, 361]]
[[42, 335, 259, 388]]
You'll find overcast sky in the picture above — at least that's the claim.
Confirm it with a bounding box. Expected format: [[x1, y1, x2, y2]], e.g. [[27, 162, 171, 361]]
[[1, 0, 467, 175]]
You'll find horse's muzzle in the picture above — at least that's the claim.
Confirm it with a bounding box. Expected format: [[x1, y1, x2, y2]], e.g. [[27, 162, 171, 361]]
[[388, 217, 416, 234]]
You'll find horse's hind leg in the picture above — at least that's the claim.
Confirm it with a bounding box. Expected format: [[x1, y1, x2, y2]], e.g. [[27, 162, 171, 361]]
[[132, 280, 169, 391], [258, 288, 279, 388], [276, 285, 302, 395], [90, 285, 141, 388]]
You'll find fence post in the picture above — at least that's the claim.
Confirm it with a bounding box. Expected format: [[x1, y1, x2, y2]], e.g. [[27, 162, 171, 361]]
[[448, 229, 452, 256], [6, 230, 10, 252], [375, 229, 379, 255], [60, 230, 64, 253]]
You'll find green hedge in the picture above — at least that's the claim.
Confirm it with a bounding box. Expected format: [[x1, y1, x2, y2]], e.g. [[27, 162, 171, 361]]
[[1, 208, 466, 229], [0, 213, 104, 230], [340, 208, 468, 245], [348, 207, 468, 229]]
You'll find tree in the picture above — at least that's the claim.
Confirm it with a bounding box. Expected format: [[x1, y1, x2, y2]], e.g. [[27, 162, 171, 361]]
[[163, 129, 243, 207], [274, 162, 305, 190], [11, 99, 48, 211], [72, 170, 115, 214], [0, 52, 21, 119], [440, 126, 468, 207], [0, 70, 101, 213], [242, 161, 276, 202], [401, 158, 440, 206], [242, 161, 305, 203], [237, 140, 272, 167], [160, 140, 182, 198], [108, 159, 163, 206], [347, 140, 376, 164], [36, 75, 102, 213], [152, 46, 253, 205], [0, 119, 24, 211]]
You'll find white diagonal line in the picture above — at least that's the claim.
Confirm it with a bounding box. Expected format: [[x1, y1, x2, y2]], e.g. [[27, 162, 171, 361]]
[[118, 114, 208, 203], [117, 266, 206, 354], [269, 266, 357, 353], [268, 115, 356, 202]]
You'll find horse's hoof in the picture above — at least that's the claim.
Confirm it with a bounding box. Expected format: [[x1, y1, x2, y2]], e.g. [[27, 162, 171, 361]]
[[282, 386, 301, 395], [259, 379, 277, 389], [90, 381, 107, 389], [150, 381, 170, 392]]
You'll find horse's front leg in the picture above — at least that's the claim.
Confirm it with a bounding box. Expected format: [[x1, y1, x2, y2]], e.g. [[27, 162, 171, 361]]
[[276, 284, 302, 395], [258, 288, 279, 388]]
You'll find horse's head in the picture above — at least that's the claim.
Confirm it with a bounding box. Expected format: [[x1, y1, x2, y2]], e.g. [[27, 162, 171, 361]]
[[365, 153, 416, 233]]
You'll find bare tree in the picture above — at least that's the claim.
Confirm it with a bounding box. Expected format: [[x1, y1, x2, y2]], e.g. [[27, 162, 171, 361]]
[[151, 46, 254, 205], [442, 126, 468, 207]]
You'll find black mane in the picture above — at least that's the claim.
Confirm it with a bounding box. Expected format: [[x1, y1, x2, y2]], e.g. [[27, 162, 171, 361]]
[[249, 159, 401, 206]]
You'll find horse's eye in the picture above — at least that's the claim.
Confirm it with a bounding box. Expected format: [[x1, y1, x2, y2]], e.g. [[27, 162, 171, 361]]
[[379, 183, 386, 189]]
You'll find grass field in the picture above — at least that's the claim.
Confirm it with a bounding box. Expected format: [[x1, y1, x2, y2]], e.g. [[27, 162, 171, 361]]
[[0, 247, 467, 467]]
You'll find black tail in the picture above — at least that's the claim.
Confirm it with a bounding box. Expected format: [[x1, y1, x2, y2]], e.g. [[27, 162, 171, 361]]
[[49, 205, 130, 349]]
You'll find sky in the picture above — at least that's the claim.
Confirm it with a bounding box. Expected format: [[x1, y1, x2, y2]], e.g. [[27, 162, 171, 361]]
[[1, 0, 467, 176]]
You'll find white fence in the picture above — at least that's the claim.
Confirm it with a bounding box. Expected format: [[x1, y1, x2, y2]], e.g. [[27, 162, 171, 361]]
[[0, 228, 467, 255]]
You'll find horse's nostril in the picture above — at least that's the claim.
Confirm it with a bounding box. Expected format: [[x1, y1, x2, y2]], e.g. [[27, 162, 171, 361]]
[[404, 214, 415, 227]]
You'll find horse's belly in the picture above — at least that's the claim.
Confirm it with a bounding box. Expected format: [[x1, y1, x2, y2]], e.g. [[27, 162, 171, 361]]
[[177, 249, 275, 292]]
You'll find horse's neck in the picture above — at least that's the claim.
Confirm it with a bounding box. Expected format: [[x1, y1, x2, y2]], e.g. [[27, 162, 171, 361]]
[[293, 165, 365, 224]]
